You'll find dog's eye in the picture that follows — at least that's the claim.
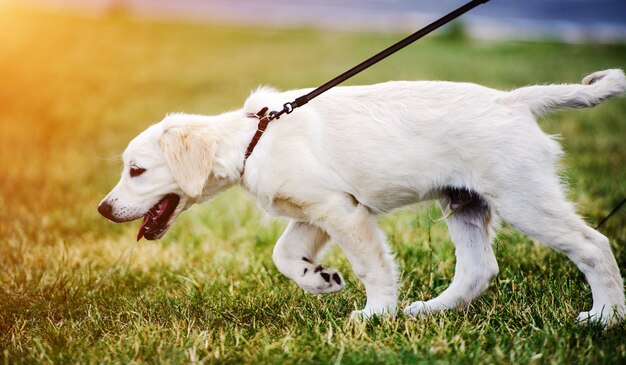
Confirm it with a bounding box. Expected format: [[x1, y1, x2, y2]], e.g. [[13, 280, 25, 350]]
[[130, 166, 146, 177]]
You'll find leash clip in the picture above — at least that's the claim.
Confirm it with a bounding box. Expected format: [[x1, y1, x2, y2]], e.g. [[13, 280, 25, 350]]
[[268, 102, 295, 121], [283, 102, 294, 114]]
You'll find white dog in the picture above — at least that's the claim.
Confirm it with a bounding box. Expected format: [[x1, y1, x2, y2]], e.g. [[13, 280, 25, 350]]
[[99, 69, 626, 324]]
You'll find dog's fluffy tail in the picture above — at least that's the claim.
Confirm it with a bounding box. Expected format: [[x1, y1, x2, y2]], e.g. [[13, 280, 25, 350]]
[[502, 69, 626, 116]]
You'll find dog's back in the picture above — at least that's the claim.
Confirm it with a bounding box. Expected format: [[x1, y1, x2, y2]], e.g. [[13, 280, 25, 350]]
[[243, 70, 625, 213]]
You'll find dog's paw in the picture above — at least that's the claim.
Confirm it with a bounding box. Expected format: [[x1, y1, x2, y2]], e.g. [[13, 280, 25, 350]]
[[350, 308, 395, 321], [577, 306, 625, 325], [350, 302, 396, 320], [404, 300, 447, 317], [577, 310, 606, 325], [350, 309, 373, 320], [298, 264, 344, 294]]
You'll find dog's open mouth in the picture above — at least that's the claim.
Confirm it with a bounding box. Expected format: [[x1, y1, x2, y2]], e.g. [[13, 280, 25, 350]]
[[137, 193, 180, 241]]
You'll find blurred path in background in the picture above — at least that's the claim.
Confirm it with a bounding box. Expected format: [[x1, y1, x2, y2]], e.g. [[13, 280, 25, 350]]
[[8, 0, 626, 42]]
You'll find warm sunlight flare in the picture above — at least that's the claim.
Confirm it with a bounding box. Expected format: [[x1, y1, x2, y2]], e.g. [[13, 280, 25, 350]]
[[1, 3, 624, 364]]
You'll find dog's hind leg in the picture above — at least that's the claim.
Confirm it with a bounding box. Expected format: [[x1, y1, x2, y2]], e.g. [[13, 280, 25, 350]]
[[405, 188, 499, 316], [273, 221, 345, 294], [493, 177, 625, 325]]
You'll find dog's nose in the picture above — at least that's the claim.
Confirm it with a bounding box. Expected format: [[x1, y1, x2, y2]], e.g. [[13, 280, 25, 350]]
[[98, 201, 114, 220]]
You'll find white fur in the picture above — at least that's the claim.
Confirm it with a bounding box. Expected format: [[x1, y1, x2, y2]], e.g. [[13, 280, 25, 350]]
[[100, 69, 626, 324]]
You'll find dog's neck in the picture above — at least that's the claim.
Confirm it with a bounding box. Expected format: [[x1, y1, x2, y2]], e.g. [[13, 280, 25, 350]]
[[204, 110, 259, 187]]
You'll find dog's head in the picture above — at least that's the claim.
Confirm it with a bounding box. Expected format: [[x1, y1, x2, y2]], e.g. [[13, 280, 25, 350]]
[[98, 116, 231, 240]]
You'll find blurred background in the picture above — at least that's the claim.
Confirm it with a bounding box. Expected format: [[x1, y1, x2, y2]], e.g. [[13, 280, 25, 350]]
[[1, 1, 625, 363], [7, 0, 626, 43]]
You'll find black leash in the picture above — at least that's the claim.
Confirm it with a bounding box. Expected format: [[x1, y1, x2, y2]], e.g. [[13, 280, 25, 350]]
[[242, 1, 626, 230], [595, 197, 626, 229], [244, 0, 490, 160]]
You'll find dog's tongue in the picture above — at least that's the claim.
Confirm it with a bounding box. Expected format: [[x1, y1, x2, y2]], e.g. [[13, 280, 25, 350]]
[[136, 195, 176, 241], [137, 215, 150, 241]]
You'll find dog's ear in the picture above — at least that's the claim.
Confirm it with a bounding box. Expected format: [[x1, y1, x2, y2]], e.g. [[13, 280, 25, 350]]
[[159, 124, 216, 199]]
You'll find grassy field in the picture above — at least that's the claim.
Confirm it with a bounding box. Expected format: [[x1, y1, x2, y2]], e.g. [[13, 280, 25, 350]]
[[1, 7, 626, 364]]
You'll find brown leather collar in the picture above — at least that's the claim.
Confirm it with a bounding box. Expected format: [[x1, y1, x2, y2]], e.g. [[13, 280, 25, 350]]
[[244, 106, 270, 160]]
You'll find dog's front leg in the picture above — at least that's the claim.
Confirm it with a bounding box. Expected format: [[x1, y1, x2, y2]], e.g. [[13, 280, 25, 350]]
[[313, 196, 398, 318], [273, 221, 345, 294]]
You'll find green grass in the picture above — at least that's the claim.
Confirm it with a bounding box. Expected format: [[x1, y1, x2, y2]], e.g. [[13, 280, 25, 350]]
[[1, 7, 626, 364]]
